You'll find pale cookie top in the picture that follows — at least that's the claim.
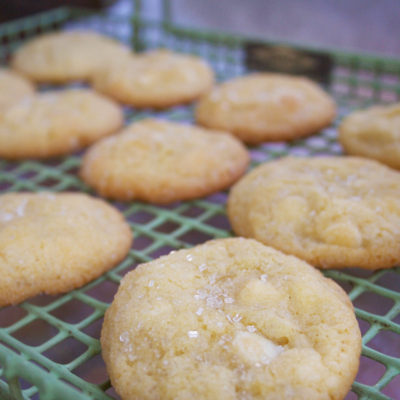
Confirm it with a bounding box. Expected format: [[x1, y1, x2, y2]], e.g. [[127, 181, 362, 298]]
[[228, 156, 400, 269], [0, 89, 123, 159], [80, 119, 249, 203], [102, 238, 361, 400], [195, 73, 336, 143], [0, 68, 35, 111], [0, 192, 132, 306], [11, 31, 130, 83], [91, 49, 214, 108], [339, 103, 400, 169]]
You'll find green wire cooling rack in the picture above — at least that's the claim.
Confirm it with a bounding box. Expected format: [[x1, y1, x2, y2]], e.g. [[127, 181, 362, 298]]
[[0, 1, 400, 399]]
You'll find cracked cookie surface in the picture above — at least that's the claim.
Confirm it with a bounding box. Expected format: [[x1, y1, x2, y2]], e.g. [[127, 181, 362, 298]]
[[0, 89, 123, 159], [81, 118, 249, 203], [12, 31, 130, 83], [0, 68, 35, 111], [228, 156, 400, 269], [339, 103, 400, 169], [0, 192, 132, 306], [102, 238, 360, 400], [91, 49, 214, 109], [195, 73, 336, 143]]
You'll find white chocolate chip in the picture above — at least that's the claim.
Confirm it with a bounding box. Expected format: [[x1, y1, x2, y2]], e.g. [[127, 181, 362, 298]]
[[188, 330, 199, 338], [232, 331, 284, 365]]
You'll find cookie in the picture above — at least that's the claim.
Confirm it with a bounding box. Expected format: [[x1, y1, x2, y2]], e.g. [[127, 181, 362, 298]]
[[0, 68, 35, 111], [91, 49, 214, 109], [195, 73, 336, 144], [0, 192, 132, 306], [228, 156, 400, 269], [0, 89, 123, 159], [102, 237, 361, 400], [11, 30, 130, 83], [339, 103, 400, 169], [80, 119, 249, 203]]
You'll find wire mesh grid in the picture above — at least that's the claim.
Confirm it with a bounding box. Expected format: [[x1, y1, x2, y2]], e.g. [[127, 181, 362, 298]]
[[0, 6, 400, 400]]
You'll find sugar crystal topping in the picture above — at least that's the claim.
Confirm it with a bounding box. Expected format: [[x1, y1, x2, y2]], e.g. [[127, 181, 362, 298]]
[[18, 200, 27, 215], [247, 325, 257, 333], [196, 307, 204, 316], [119, 331, 130, 343], [198, 263, 207, 272], [232, 313, 242, 323]]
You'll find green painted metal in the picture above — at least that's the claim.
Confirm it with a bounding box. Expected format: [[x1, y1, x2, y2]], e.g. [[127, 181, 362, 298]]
[[0, 2, 399, 399]]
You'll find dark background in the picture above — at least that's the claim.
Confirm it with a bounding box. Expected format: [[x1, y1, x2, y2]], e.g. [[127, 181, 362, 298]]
[[2, 1, 399, 58]]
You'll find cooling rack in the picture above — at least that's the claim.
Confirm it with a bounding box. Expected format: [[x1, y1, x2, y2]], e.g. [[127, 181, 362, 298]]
[[0, 1, 399, 399]]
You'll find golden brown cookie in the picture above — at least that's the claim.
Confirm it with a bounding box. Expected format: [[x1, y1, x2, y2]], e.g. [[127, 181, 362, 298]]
[[0, 89, 123, 159], [228, 156, 400, 269], [0, 192, 132, 306], [11, 30, 130, 83], [102, 238, 361, 400], [91, 49, 214, 109], [339, 103, 400, 169], [80, 119, 249, 203], [195, 73, 336, 144], [0, 68, 35, 111]]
